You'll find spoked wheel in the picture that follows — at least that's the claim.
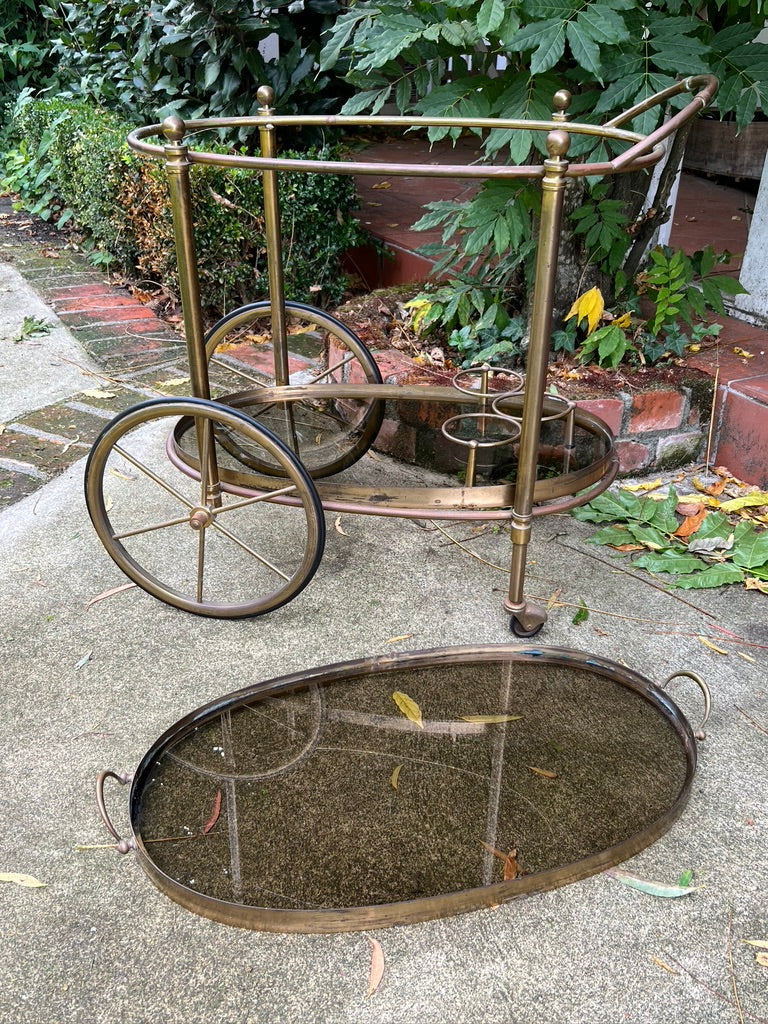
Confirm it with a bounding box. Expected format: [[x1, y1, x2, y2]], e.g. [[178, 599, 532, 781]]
[[204, 300, 384, 478], [84, 398, 325, 619]]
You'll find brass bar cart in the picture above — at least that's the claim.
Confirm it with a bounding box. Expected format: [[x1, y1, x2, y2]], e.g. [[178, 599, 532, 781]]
[[84, 75, 717, 635]]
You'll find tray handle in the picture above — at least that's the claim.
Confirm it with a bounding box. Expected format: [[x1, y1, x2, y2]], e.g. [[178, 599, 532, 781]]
[[662, 671, 711, 741], [95, 770, 135, 854]]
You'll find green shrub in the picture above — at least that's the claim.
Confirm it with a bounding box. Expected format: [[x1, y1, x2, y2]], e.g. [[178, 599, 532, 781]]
[[4, 97, 368, 312]]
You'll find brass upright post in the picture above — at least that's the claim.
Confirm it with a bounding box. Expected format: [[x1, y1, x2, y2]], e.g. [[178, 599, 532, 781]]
[[161, 115, 210, 402], [256, 85, 290, 388], [504, 127, 570, 632], [161, 115, 221, 507]]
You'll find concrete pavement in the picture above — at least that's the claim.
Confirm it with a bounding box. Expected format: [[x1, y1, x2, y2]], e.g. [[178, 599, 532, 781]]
[[0, 254, 767, 1024]]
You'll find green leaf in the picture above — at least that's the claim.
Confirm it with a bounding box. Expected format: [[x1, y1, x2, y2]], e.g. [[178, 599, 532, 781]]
[[607, 867, 702, 898], [566, 18, 602, 79], [626, 523, 672, 551], [572, 598, 589, 625], [477, 0, 505, 37], [588, 525, 634, 547], [668, 564, 745, 589], [632, 551, 703, 575], [732, 531, 768, 571]]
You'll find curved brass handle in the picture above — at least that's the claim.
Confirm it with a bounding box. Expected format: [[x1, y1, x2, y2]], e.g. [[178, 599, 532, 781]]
[[662, 671, 712, 741], [95, 770, 135, 854]]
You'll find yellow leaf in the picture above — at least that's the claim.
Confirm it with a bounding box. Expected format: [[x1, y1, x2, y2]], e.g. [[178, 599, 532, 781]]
[[622, 478, 663, 493], [366, 937, 385, 997], [390, 764, 402, 790], [0, 872, 46, 888], [757, 952, 768, 968], [459, 714, 523, 724], [651, 956, 678, 975], [546, 586, 562, 610], [155, 377, 190, 387], [385, 633, 413, 644], [686, 343, 701, 353], [743, 940, 768, 950], [613, 311, 631, 329], [527, 765, 557, 779], [564, 286, 604, 336], [81, 388, 117, 400], [745, 578, 768, 594], [108, 466, 135, 482], [737, 651, 757, 662], [698, 636, 728, 655], [732, 346, 754, 359], [392, 690, 423, 728], [719, 491, 768, 512], [371, 181, 391, 190], [334, 515, 348, 536]]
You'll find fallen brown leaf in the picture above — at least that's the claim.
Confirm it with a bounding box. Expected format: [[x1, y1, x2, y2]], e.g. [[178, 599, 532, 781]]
[[527, 766, 557, 779], [698, 635, 728, 655], [480, 841, 519, 880], [0, 872, 46, 888], [673, 505, 707, 538], [371, 181, 391, 190], [85, 582, 137, 609], [366, 937, 385, 997], [390, 764, 402, 790]]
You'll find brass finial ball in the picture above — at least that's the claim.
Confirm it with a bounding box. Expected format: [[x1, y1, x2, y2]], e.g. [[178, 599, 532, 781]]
[[553, 90, 571, 114], [161, 115, 185, 142], [546, 129, 570, 159], [257, 85, 275, 109]]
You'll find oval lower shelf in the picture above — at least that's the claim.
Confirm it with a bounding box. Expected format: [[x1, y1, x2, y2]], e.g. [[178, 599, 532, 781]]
[[109, 646, 700, 932]]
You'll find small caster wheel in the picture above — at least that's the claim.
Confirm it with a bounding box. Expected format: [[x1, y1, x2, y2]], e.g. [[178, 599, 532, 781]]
[[510, 616, 544, 639]]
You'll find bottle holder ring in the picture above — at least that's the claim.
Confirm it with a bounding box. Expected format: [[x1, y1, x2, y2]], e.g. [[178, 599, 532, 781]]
[[451, 365, 525, 399], [441, 412, 521, 450], [491, 391, 576, 425]]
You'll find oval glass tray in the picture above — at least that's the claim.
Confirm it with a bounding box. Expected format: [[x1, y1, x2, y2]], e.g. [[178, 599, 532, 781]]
[[98, 646, 706, 933]]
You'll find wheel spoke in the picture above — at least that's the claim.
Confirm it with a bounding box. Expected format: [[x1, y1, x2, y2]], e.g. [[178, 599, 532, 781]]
[[196, 525, 205, 603], [210, 484, 298, 516], [112, 512, 193, 541], [113, 443, 195, 510], [211, 518, 291, 581]]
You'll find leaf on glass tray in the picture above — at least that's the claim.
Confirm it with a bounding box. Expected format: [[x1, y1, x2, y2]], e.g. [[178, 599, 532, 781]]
[[720, 491, 768, 512], [459, 714, 523, 724], [606, 868, 702, 897], [622, 478, 663, 493], [0, 872, 46, 888], [81, 388, 117, 399], [572, 599, 589, 625], [480, 841, 519, 880], [390, 764, 402, 790], [392, 691, 423, 729], [74, 650, 92, 671], [202, 790, 222, 835], [527, 766, 557, 779], [366, 937, 385, 998], [698, 636, 728, 655]]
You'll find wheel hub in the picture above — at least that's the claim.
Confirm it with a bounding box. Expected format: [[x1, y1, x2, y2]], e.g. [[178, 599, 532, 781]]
[[188, 506, 213, 531]]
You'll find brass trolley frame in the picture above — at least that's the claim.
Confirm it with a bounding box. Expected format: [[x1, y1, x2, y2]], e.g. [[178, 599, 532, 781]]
[[84, 75, 717, 634]]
